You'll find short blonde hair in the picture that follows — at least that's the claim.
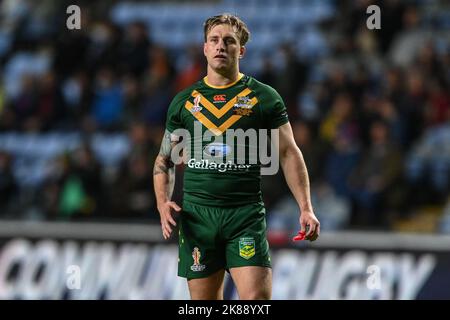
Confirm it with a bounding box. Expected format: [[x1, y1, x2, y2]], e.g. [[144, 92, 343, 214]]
[[203, 14, 250, 46]]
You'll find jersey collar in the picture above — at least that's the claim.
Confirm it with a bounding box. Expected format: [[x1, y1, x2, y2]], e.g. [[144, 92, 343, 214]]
[[203, 73, 244, 89]]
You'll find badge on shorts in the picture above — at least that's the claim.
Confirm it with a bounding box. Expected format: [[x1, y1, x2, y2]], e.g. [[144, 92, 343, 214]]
[[239, 237, 255, 259], [190, 247, 206, 272]]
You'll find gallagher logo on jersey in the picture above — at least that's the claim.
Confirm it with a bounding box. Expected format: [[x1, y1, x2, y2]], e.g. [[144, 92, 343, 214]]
[[203, 142, 232, 158]]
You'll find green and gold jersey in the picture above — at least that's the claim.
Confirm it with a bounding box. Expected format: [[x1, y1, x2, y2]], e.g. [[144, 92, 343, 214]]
[[165, 73, 289, 207]]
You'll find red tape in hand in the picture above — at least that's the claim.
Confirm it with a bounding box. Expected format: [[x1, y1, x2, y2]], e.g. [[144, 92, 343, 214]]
[[292, 231, 306, 241]]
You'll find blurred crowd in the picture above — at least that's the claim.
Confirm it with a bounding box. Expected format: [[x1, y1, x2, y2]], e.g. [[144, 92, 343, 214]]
[[0, 0, 449, 232]]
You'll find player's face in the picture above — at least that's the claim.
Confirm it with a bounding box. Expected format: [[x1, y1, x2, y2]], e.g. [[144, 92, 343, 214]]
[[204, 24, 245, 73]]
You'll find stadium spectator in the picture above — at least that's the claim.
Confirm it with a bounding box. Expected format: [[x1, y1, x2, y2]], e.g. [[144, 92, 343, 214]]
[[56, 144, 103, 220], [348, 119, 403, 227], [90, 66, 124, 130], [119, 21, 152, 77], [109, 150, 157, 220]]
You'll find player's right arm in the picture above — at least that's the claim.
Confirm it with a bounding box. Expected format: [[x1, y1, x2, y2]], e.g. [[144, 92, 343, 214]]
[[153, 130, 181, 240]]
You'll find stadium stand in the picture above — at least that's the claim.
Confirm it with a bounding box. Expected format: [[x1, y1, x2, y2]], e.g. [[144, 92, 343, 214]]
[[0, 0, 449, 235]]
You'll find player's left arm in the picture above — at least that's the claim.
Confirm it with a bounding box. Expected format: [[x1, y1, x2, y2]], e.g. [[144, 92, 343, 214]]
[[278, 121, 320, 240]]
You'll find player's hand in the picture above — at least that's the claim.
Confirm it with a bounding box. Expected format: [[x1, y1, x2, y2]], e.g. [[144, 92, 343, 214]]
[[299, 210, 320, 241], [158, 201, 181, 240]]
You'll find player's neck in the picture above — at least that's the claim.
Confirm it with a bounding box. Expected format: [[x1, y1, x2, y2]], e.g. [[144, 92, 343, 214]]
[[205, 66, 241, 88]]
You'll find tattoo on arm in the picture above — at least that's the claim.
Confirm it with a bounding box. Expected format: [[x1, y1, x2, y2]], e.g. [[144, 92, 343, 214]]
[[159, 131, 173, 158], [153, 156, 172, 175], [153, 130, 177, 176]]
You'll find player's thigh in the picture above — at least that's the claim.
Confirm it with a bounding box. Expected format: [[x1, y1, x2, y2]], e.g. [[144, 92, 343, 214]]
[[224, 202, 271, 270], [229, 266, 272, 300], [223, 202, 272, 300], [178, 202, 225, 279], [188, 269, 226, 300]]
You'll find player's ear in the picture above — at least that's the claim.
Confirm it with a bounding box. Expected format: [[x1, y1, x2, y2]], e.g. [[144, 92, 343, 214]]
[[239, 46, 246, 59], [203, 42, 208, 57]]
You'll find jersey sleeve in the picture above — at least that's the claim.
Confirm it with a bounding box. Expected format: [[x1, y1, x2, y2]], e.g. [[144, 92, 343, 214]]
[[165, 93, 185, 133], [262, 85, 289, 129]]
